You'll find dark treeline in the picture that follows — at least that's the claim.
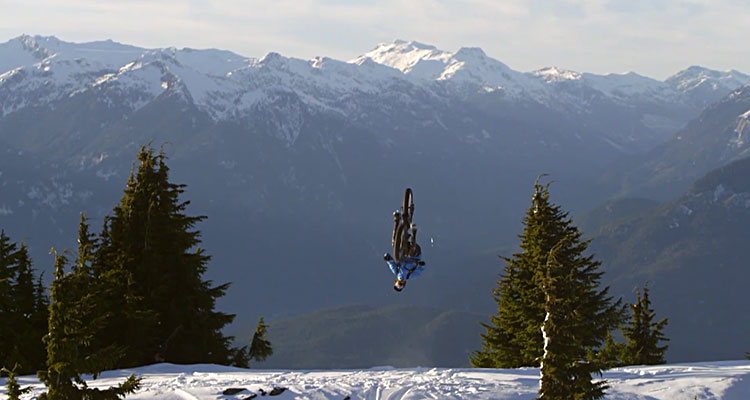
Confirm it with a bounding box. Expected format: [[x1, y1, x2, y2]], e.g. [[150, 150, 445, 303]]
[[1, 145, 272, 399]]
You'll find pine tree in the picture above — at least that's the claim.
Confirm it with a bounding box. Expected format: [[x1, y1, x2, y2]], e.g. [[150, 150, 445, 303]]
[[92, 211, 156, 369], [75, 213, 96, 276], [471, 253, 529, 368], [1, 365, 32, 400], [0, 231, 48, 375], [37, 249, 141, 400], [472, 177, 624, 370], [0, 230, 19, 369], [94, 145, 237, 367], [621, 283, 669, 366], [591, 331, 623, 370], [249, 317, 273, 363], [9, 244, 49, 374], [539, 237, 613, 400]]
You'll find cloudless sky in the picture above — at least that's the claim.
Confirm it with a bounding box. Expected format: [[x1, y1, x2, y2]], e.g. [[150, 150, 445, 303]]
[[1, 0, 748, 79]]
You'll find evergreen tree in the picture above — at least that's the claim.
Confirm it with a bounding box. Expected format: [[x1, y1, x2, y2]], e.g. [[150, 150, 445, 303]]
[[539, 237, 612, 400], [9, 244, 49, 374], [1, 365, 32, 400], [471, 253, 528, 368], [95, 145, 237, 367], [621, 283, 669, 366], [472, 178, 623, 370], [249, 317, 273, 363], [75, 213, 96, 276], [92, 212, 155, 369], [590, 331, 623, 370], [0, 230, 19, 369], [0, 231, 48, 374], [37, 249, 140, 400]]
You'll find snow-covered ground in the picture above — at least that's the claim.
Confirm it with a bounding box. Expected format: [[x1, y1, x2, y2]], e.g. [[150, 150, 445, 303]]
[[2, 361, 748, 399]]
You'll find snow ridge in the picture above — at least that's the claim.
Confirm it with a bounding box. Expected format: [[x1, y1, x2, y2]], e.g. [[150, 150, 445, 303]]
[[666, 65, 750, 93], [533, 66, 582, 83], [2, 35, 749, 134]]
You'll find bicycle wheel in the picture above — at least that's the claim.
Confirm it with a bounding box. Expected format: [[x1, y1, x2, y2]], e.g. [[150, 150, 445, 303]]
[[402, 188, 414, 224], [401, 188, 414, 258]]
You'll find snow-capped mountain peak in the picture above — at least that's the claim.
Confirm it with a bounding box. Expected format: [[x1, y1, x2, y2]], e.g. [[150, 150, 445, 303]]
[[453, 46, 488, 61], [666, 66, 750, 95], [350, 39, 539, 96], [533, 66, 582, 83], [663, 67, 750, 108], [0, 35, 52, 73], [350, 40, 453, 78], [16, 34, 54, 58]]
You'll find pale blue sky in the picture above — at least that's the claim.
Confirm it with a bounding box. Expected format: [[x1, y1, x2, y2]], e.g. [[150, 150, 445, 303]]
[[2, 0, 748, 79]]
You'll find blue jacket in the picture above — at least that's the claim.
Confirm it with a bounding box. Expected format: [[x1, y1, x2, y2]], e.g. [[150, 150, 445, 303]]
[[386, 254, 425, 281]]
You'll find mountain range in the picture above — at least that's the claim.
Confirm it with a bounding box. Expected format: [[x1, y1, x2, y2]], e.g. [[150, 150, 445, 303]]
[[1, 34, 749, 366], [3, 35, 748, 156]]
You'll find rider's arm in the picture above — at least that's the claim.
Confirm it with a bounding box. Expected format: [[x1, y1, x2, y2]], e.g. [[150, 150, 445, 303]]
[[387, 260, 399, 275]]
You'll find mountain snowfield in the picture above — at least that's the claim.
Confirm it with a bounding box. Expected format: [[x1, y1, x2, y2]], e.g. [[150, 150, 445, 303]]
[[1, 361, 749, 399], [2, 34, 749, 134]]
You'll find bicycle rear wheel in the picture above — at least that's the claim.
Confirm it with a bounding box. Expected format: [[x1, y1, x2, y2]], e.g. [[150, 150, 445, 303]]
[[398, 188, 414, 260]]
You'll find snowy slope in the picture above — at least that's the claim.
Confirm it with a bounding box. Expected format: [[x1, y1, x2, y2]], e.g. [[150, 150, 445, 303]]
[[2, 361, 749, 399], [666, 66, 750, 107], [2, 35, 749, 125], [351, 40, 546, 99], [667, 66, 750, 94], [532, 66, 582, 83], [0, 35, 49, 73], [581, 71, 680, 103]]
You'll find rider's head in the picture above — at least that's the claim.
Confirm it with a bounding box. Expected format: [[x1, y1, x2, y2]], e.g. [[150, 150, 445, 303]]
[[394, 278, 406, 292]]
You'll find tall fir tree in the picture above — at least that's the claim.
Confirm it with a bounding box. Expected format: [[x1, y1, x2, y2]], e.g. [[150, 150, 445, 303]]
[[94, 145, 237, 367], [472, 178, 623, 369], [38, 249, 140, 400], [621, 283, 669, 366], [249, 317, 273, 363], [538, 237, 615, 400]]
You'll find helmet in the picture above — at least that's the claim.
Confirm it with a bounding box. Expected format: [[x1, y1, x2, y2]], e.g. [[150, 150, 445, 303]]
[[394, 279, 406, 291]]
